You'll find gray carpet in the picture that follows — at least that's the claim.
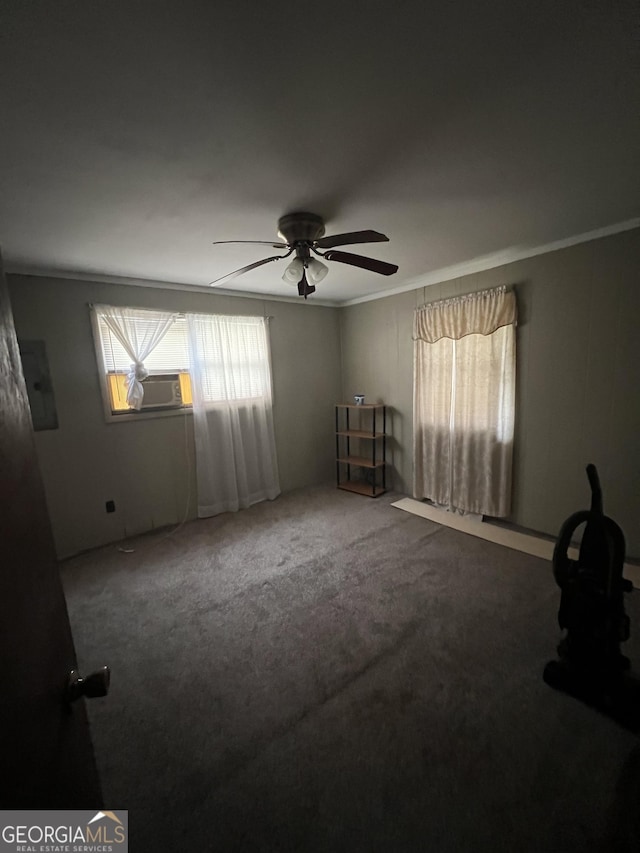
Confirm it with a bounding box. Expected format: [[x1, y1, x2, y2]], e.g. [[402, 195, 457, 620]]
[[62, 484, 640, 852]]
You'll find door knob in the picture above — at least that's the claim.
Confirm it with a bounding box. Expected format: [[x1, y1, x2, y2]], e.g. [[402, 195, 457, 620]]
[[67, 666, 111, 702]]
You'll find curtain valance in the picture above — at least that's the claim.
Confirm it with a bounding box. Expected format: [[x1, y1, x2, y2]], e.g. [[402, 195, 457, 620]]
[[414, 285, 517, 344]]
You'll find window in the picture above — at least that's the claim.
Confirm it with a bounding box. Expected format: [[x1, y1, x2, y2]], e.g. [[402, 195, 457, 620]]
[[186, 313, 272, 404], [93, 308, 192, 413], [97, 313, 190, 374], [91, 305, 271, 417], [413, 286, 517, 517]]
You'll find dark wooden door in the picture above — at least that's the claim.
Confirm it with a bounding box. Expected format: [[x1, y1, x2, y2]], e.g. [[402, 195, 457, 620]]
[[0, 254, 102, 806]]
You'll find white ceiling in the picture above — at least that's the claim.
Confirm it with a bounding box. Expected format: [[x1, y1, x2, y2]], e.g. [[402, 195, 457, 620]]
[[0, 1, 638, 304]]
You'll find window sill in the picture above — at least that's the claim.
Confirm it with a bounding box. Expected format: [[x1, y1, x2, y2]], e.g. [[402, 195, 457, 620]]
[[104, 406, 193, 424]]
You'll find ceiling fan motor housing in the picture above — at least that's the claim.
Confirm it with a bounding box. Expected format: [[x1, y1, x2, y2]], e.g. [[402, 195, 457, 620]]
[[277, 212, 325, 245]]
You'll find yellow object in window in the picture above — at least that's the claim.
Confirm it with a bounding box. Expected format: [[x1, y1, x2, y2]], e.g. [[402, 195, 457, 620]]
[[179, 372, 193, 405], [108, 374, 129, 411]]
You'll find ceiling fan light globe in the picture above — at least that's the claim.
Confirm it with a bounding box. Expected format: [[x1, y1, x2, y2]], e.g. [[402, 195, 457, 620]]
[[282, 257, 304, 284], [307, 258, 329, 284]]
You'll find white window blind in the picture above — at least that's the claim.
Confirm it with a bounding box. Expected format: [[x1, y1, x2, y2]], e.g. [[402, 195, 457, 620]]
[[98, 312, 190, 373]]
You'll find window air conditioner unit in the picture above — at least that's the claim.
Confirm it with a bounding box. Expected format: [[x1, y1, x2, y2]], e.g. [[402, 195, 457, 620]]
[[140, 374, 183, 409]]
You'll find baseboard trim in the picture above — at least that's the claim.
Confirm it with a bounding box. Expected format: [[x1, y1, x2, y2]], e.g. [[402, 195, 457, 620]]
[[392, 498, 640, 589]]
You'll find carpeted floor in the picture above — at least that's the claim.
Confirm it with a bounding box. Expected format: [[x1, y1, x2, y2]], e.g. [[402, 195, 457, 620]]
[[62, 484, 640, 852]]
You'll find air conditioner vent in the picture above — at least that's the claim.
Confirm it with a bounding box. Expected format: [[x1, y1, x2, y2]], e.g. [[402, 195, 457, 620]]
[[140, 374, 182, 409]]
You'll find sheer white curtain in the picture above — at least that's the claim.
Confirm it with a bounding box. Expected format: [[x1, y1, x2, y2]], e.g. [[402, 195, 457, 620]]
[[413, 286, 517, 517], [94, 304, 178, 409], [187, 313, 280, 517]]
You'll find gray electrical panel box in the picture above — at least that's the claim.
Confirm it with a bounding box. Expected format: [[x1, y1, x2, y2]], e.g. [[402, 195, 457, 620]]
[[18, 339, 59, 431]]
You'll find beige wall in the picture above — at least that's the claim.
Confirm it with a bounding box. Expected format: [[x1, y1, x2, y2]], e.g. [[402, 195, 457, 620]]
[[9, 227, 640, 560], [340, 228, 640, 558], [8, 275, 341, 558]]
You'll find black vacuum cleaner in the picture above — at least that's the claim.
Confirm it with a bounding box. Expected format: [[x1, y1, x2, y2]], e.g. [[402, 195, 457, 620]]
[[543, 464, 637, 721]]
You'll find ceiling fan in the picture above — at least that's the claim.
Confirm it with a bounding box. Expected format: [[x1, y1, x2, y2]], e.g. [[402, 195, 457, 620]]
[[209, 212, 399, 298]]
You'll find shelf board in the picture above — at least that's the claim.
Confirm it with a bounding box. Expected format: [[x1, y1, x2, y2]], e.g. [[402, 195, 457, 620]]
[[336, 429, 387, 439], [337, 456, 386, 469], [336, 403, 385, 409], [338, 480, 387, 497]]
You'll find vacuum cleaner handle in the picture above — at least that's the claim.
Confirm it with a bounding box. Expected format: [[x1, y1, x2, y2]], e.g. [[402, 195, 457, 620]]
[[586, 464, 603, 515], [552, 510, 591, 587]]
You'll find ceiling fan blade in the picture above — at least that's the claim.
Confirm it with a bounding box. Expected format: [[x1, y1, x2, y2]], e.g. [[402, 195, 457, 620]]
[[314, 230, 389, 249], [212, 240, 289, 248], [208, 252, 291, 287], [323, 250, 398, 276]]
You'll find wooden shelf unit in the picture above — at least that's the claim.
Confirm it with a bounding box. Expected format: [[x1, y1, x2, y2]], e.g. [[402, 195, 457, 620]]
[[335, 403, 387, 497]]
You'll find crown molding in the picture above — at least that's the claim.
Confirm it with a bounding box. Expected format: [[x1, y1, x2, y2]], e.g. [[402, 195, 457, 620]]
[[6, 217, 638, 309], [4, 266, 340, 308], [341, 217, 640, 307]]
